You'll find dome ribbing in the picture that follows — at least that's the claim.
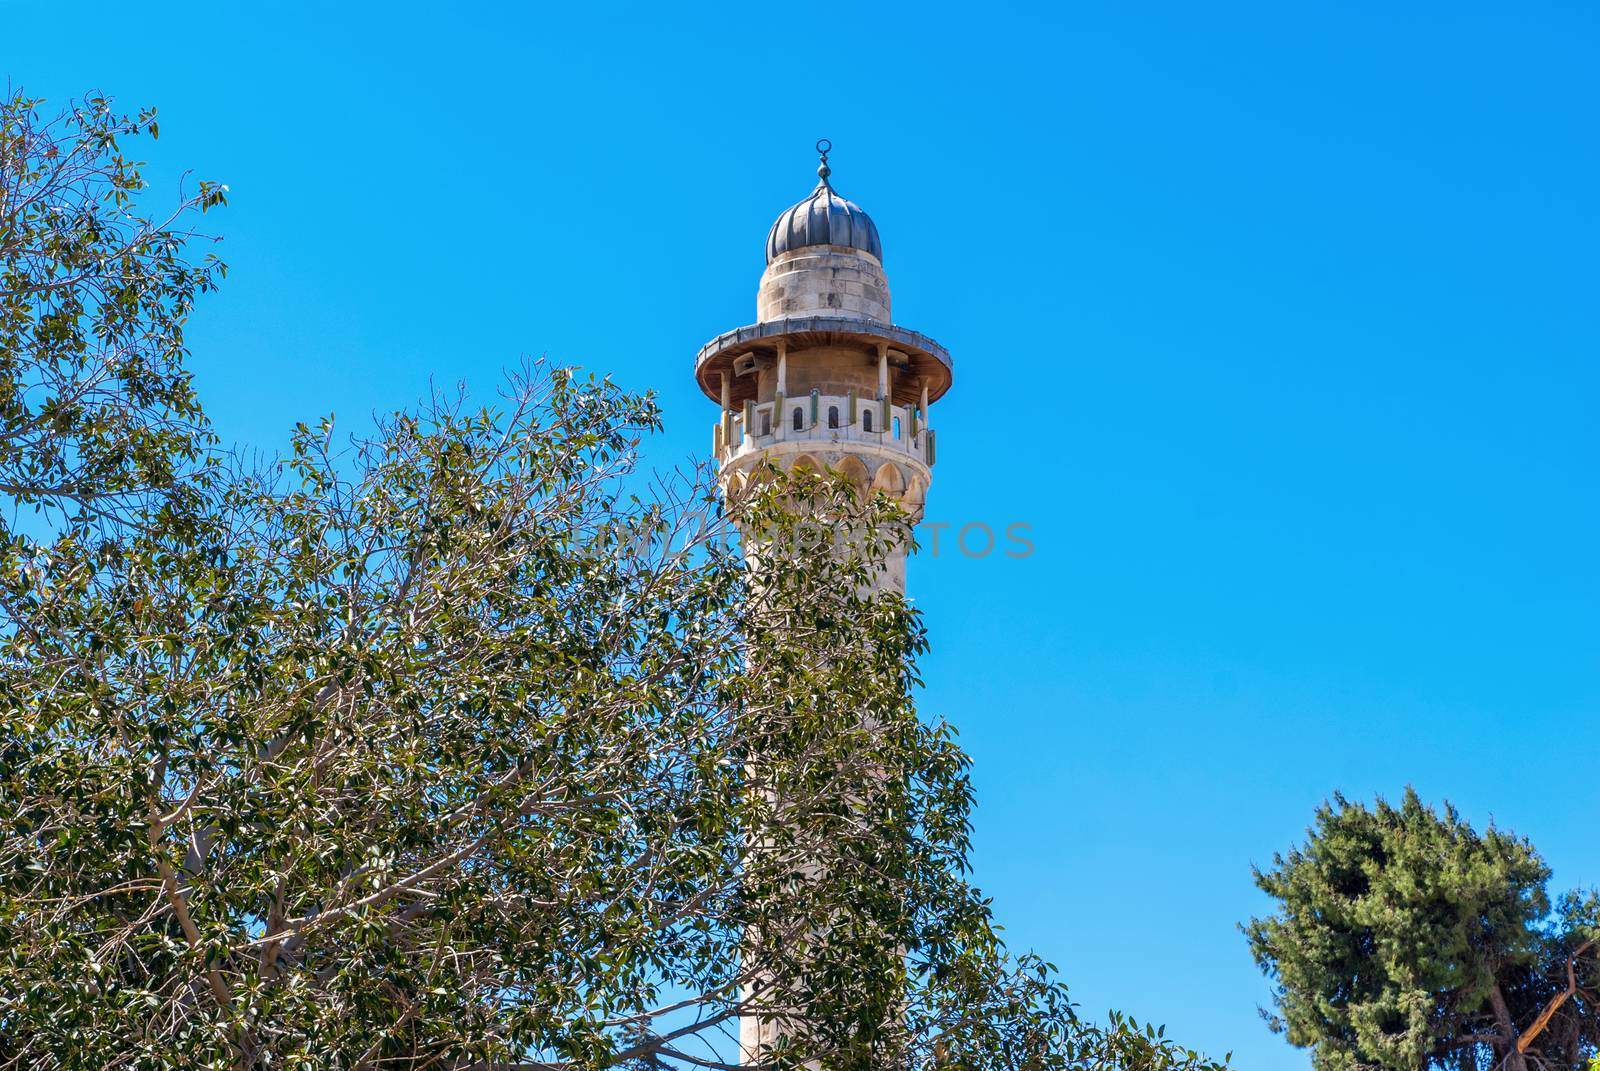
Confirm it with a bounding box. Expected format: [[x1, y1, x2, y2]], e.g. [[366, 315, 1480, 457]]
[[764, 142, 883, 264]]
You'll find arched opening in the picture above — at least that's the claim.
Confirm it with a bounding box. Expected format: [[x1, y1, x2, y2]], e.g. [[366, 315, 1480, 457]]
[[871, 462, 906, 498], [745, 461, 780, 491], [789, 453, 822, 478], [827, 405, 839, 429], [862, 409, 874, 433], [838, 455, 870, 496], [759, 410, 771, 436], [892, 416, 902, 440], [904, 474, 928, 513], [792, 407, 803, 431]]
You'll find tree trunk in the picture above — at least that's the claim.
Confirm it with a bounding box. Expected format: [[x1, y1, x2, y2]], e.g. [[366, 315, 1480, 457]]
[[1487, 984, 1529, 1071]]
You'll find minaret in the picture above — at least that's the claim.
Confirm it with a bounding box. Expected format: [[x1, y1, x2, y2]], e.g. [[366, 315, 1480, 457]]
[[692, 141, 954, 1061], [694, 140, 953, 592]]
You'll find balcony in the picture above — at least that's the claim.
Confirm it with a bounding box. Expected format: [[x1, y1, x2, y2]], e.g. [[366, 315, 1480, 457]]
[[713, 391, 935, 468]]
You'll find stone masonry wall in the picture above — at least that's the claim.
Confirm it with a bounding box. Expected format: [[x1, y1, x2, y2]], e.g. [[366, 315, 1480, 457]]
[[757, 246, 891, 323], [754, 344, 883, 401]]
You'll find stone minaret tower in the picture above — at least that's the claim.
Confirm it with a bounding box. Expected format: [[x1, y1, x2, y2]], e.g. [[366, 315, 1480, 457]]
[[694, 141, 953, 592], [692, 142, 954, 1061]]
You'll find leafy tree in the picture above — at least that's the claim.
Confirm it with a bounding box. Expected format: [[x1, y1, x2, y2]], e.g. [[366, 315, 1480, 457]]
[[1247, 789, 1599, 1071], [0, 90, 225, 522], [0, 91, 1229, 1071]]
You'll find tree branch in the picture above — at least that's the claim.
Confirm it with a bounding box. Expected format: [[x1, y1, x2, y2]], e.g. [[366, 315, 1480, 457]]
[[1515, 938, 1596, 1055]]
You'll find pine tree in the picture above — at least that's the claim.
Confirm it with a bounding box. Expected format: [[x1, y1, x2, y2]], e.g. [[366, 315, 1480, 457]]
[[1247, 789, 1599, 1071]]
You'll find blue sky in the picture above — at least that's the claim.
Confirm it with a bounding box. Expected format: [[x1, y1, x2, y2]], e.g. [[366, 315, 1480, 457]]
[[8, 1, 1598, 1065]]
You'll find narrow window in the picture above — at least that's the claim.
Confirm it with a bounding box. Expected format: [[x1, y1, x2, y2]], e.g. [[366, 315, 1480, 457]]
[[892, 416, 902, 440], [792, 407, 803, 431], [760, 411, 771, 436], [862, 410, 874, 433], [827, 405, 840, 429]]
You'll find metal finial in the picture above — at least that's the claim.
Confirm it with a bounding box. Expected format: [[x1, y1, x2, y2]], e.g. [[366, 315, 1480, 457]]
[[816, 138, 832, 184]]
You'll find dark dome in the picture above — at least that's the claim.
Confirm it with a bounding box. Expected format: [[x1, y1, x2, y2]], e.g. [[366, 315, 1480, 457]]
[[765, 169, 882, 265]]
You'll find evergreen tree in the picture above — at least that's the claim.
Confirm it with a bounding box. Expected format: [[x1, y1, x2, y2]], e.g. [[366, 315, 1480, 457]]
[[1247, 789, 1599, 1071]]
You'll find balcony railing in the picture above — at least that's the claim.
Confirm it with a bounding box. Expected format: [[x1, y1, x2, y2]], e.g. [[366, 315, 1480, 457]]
[[713, 391, 935, 467]]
